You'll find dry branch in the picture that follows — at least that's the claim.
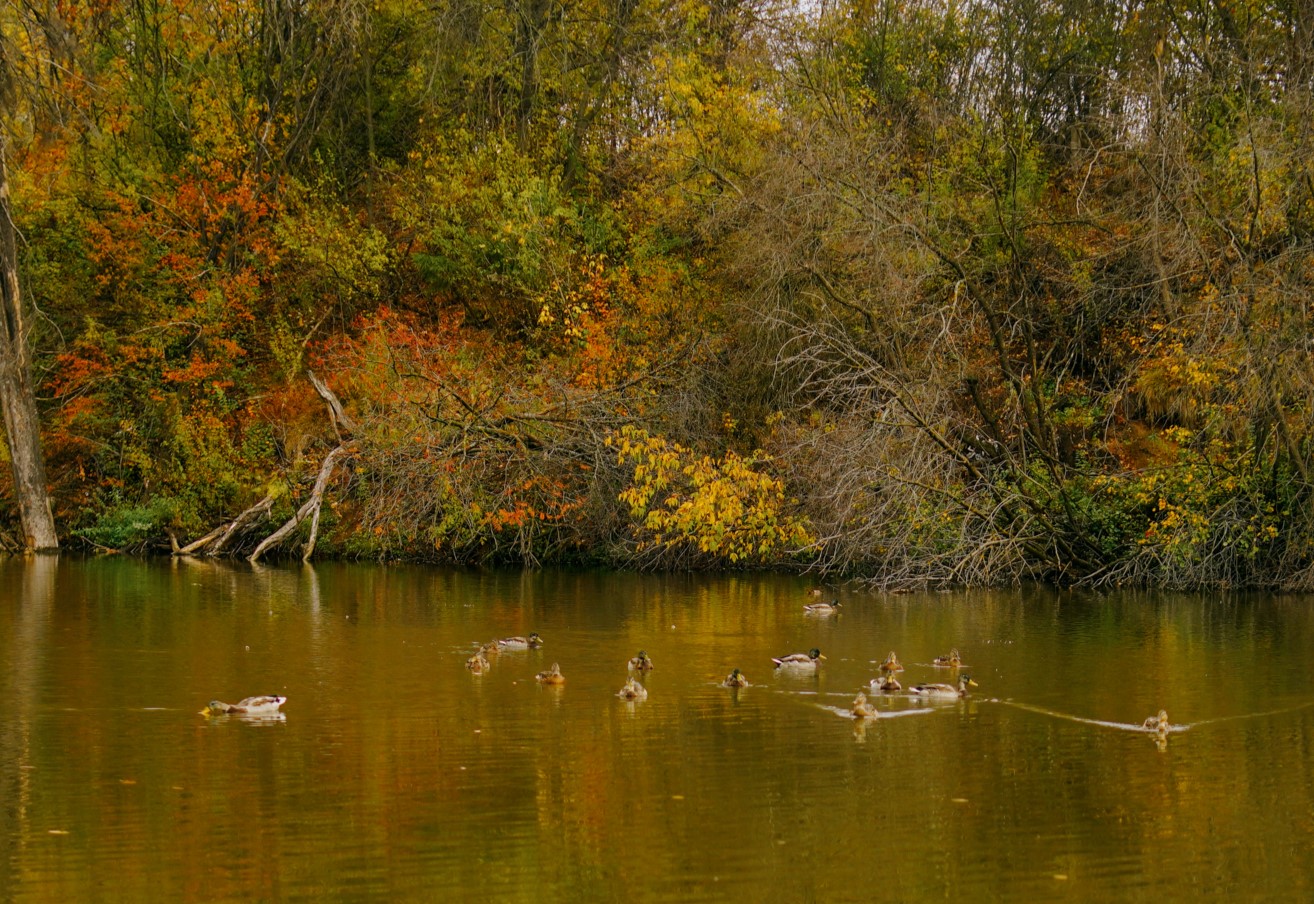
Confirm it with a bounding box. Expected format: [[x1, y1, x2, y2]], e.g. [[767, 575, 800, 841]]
[[172, 493, 276, 557], [174, 372, 357, 560], [308, 369, 357, 436], [172, 523, 224, 556], [248, 443, 352, 564]]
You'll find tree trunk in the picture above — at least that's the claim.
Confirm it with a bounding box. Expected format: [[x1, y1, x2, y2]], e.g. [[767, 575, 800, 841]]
[[0, 143, 58, 552]]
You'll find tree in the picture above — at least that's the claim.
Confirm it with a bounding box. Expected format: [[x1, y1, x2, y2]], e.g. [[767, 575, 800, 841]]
[[0, 140, 58, 551]]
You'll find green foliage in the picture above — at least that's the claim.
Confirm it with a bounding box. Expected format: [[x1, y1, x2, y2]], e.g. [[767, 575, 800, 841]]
[[842, 0, 979, 121], [1125, 435, 1286, 584], [402, 131, 624, 340], [73, 497, 179, 552]]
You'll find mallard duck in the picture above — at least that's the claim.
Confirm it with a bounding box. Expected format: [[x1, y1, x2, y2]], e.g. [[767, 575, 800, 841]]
[[617, 677, 648, 700], [852, 691, 878, 719], [466, 651, 490, 674], [879, 651, 905, 673], [496, 632, 544, 651], [204, 695, 286, 715], [535, 662, 566, 685], [628, 650, 654, 671], [804, 599, 842, 615], [723, 668, 750, 688], [932, 648, 963, 668], [908, 674, 978, 698], [1143, 710, 1169, 732], [773, 648, 826, 671], [479, 641, 500, 657], [871, 673, 901, 692]]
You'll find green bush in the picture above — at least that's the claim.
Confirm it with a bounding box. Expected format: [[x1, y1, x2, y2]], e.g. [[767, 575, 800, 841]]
[[73, 497, 179, 552]]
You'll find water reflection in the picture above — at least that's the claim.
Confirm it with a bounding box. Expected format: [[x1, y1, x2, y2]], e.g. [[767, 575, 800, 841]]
[[2, 560, 1314, 900], [0, 555, 57, 897], [202, 712, 288, 725]]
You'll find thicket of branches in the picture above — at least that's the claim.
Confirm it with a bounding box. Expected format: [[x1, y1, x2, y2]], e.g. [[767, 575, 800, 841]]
[[2, 0, 1312, 588]]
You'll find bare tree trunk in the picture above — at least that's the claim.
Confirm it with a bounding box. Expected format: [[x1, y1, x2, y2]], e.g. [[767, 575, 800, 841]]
[[0, 142, 58, 552], [249, 444, 350, 563], [206, 493, 276, 556], [173, 521, 233, 557]]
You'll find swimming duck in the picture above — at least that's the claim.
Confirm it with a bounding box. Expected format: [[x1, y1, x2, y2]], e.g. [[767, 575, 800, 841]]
[[204, 695, 286, 715], [466, 651, 490, 674], [535, 662, 566, 685], [617, 677, 648, 700], [852, 691, 878, 719], [723, 668, 750, 688], [628, 650, 654, 671], [496, 633, 544, 651], [1143, 710, 1170, 733], [773, 648, 826, 671], [879, 651, 905, 673], [808, 588, 824, 597], [804, 599, 842, 615], [932, 648, 963, 668], [871, 673, 901, 692], [908, 674, 977, 698]]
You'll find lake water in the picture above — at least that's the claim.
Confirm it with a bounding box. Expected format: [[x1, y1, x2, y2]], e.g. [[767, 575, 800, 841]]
[[2, 557, 1313, 901]]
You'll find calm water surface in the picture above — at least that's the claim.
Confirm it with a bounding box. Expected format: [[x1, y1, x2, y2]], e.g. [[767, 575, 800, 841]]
[[3, 557, 1314, 901]]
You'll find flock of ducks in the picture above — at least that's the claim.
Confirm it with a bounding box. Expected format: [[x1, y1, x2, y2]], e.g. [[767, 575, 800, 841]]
[[464, 633, 556, 681], [202, 593, 1172, 738], [446, 594, 988, 718], [849, 647, 979, 719], [793, 593, 984, 720], [468, 632, 663, 698]]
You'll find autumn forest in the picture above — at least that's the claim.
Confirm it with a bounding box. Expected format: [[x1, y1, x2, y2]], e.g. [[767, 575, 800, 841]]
[[1, 0, 1312, 589]]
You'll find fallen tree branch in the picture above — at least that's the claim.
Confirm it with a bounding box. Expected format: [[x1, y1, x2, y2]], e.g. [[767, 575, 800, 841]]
[[248, 444, 352, 564], [173, 493, 275, 557], [172, 522, 227, 556], [172, 373, 356, 560]]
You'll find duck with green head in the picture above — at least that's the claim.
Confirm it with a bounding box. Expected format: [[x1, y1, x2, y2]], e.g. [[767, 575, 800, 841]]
[[495, 633, 544, 651], [628, 650, 654, 671], [773, 648, 825, 672], [908, 674, 978, 698]]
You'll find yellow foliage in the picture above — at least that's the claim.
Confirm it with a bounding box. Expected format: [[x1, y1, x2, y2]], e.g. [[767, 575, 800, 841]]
[[1132, 320, 1237, 426], [606, 426, 813, 565]]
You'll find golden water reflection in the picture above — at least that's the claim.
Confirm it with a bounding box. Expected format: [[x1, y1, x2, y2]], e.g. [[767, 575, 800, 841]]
[[1, 559, 1313, 900]]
